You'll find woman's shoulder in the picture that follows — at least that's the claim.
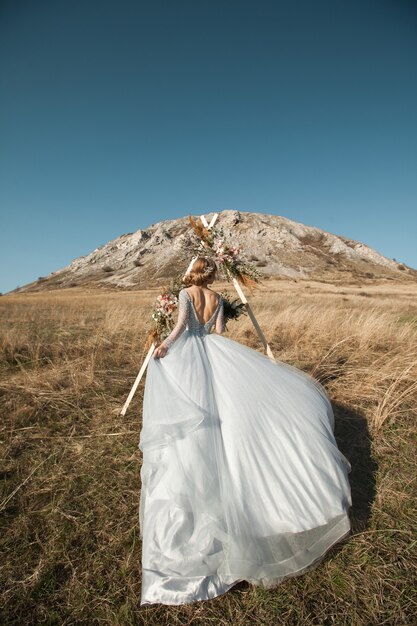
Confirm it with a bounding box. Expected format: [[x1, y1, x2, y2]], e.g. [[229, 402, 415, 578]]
[[211, 288, 222, 300], [181, 285, 221, 297]]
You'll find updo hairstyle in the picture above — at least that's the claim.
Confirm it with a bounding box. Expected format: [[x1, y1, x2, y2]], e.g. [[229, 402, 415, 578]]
[[182, 256, 217, 286]]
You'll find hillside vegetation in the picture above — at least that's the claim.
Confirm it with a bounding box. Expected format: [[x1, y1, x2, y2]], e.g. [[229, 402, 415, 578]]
[[1, 278, 416, 625]]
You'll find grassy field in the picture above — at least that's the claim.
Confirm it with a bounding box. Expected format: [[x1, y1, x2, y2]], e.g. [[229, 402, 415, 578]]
[[1, 278, 416, 626]]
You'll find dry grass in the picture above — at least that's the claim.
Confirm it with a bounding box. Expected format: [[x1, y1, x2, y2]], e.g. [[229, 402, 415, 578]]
[[1, 279, 416, 626]]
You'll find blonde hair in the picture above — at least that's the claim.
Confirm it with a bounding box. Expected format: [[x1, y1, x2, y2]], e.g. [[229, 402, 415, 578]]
[[182, 256, 217, 286]]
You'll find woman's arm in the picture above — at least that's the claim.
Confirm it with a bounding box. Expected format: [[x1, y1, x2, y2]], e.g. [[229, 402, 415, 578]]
[[215, 297, 225, 334], [153, 289, 189, 358]]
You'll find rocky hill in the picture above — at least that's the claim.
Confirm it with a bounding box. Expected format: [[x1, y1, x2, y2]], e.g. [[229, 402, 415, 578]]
[[15, 210, 416, 292]]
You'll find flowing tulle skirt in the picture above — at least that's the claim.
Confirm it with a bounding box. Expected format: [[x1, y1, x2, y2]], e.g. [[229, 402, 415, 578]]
[[138, 330, 352, 605]]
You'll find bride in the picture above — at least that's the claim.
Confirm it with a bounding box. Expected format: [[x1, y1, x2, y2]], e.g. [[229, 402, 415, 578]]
[[139, 256, 352, 606]]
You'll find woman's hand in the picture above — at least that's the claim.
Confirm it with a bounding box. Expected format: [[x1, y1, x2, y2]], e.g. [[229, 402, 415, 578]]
[[153, 343, 169, 359]]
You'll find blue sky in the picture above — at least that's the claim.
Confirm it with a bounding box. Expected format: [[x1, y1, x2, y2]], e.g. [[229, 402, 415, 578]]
[[1, 0, 416, 293]]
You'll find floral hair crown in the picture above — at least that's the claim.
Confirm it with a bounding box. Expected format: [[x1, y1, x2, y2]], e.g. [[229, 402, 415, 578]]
[[185, 255, 216, 278], [201, 257, 215, 277]]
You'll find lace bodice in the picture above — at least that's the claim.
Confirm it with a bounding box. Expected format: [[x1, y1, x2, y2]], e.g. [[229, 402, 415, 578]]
[[162, 288, 225, 348]]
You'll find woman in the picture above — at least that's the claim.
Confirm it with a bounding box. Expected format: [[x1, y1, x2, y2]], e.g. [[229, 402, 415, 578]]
[[139, 256, 352, 606]]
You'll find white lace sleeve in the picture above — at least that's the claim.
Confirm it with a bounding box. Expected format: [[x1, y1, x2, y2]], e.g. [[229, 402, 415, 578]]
[[162, 289, 190, 348], [215, 297, 225, 334]]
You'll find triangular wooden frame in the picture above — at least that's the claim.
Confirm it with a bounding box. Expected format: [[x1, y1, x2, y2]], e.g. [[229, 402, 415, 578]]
[[120, 213, 274, 416]]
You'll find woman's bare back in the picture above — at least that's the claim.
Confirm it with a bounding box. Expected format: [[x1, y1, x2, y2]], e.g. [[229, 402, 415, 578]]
[[184, 286, 220, 325]]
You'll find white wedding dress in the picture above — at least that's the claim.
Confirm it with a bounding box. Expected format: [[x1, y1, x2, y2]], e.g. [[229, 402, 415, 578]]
[[138, 288, 352, 605]]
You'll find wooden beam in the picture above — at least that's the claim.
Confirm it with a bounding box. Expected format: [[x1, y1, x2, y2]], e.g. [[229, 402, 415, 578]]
[[231, 277, 275, 361], [120, 341, 156, 416]]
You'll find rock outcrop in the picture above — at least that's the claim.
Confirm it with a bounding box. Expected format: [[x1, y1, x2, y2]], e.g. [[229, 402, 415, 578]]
[[14, 210, 416, 292]]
